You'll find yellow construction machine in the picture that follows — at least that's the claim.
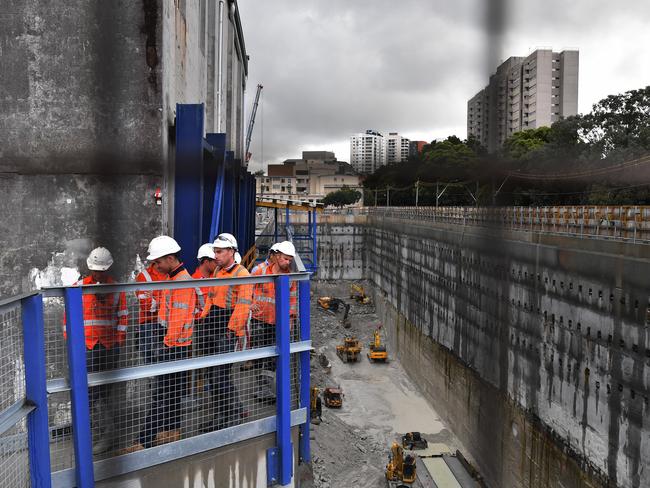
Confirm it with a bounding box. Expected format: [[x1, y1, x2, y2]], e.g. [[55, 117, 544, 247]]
[[310, 387, 322, 423], [323, 387, 343, 408], [336, 336, 361, 362], [318, 296, 351, 328], [385, 442, 417, 485], [368, 327, 388, 362], [350, 284, 371, 304]]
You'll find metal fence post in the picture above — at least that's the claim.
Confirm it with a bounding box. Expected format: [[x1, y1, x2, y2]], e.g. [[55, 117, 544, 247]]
[[267, 275, 292, 486], [298, 279, 311, 464], [64, 287, 95, 488], [22, 294, 52, 488]]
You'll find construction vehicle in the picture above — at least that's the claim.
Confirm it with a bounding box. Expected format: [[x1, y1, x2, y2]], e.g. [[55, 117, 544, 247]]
[[368, 327, 388, 362], [323, 387, 343, 408], [336, 336, 361, 362], [318, 296, 352, 328], [385, 442, 417, 486], [350, 283, 371, 304], [310, 387, 322, 423], [402, 432, 428, 450]]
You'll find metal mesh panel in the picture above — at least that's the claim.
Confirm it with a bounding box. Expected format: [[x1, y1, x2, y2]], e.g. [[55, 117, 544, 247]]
[[0, 418, 30, 488], [0, 303, 25, 412]]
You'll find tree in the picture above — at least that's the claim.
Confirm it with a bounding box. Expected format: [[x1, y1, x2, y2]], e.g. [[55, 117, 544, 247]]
[[321, 186, 362, 208], [502, 127, 551, 160]]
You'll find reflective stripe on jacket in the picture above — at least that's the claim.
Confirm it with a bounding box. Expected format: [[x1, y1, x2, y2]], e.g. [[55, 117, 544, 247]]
[[135, 265, 166, 324], [159, 266, 198, 347], [251, 265, 297, 325], [201, 263, 252, 337], [63, 276, 128, 350]]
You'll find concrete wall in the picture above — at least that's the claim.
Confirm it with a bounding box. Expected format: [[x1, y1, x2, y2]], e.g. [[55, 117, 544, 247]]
[[99, 429, 303, 488], [314, 213, 649, 488], [0, 0, 247, 295]]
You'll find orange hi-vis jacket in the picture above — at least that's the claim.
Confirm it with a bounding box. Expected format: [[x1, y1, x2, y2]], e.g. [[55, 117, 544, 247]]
[[63, 276, 129, 350], [191, 267, 212, 298], [135, 265, 166, 324], [159, 265, 200, 348], [251, 264, 298, 325], [201, 262, 252, 337]]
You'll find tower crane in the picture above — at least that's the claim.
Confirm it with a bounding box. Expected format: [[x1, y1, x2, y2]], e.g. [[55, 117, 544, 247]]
[[244, 83, 263, 164]]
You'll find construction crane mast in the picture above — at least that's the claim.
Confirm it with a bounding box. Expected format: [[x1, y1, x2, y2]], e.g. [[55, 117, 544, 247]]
[[245, 83, 263, 163]]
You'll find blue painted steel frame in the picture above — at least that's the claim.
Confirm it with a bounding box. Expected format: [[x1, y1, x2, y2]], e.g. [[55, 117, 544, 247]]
[[22, 294, 52, 488], [64, 287, 95, 487], [270, 276, 292, 485], [311, 210, 318, 273], [174, 104, 205, 265], [206, 133, 227, 241], [298, 280, 311, 464]]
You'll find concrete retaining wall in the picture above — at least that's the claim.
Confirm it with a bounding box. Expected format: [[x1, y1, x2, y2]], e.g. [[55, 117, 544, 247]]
[[314, 213, 650, 488]]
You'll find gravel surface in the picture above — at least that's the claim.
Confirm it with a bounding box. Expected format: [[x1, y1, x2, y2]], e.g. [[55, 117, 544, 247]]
[[305, 281, 466, 488]]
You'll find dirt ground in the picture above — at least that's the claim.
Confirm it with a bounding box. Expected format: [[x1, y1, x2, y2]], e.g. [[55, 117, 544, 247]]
[[304, 281, 466, 488]]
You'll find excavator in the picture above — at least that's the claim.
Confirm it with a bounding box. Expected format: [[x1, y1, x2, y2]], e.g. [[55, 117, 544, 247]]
[[368, 327, 388, 362], [318, 296, 352, 328], [350, 284, 371, 304], [336, 336, 361, 362], [385, 442, 417, 486], [310, 387, 322, 424]]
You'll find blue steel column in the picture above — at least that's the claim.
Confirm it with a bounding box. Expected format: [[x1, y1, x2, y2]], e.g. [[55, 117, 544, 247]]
[[274, 276, 292, 485], [298, 280, 311, 464], [311, 210, 318, 273], [285, 205, 290, 238], [274, 207, 279, 242], [21, 294, 52, 488], [174, 104, 205, 264], [64, 287, 95, 488], [206, 133, 227, 241]]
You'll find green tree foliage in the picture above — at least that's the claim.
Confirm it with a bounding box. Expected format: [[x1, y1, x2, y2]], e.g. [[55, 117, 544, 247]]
[[321, 186, 362, 208], [502, 127, 551, 160]]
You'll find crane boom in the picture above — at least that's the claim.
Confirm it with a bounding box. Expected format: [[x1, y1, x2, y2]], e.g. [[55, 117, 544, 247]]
[[245, 84, 263, 163]]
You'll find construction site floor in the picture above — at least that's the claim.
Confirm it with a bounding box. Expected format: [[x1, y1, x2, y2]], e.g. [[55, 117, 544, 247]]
[[305, 281, 468, 488]]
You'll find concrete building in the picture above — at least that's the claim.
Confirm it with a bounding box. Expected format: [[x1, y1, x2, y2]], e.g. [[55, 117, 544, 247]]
[[468, 49, 579, 153], [350, 130, 385, 174], [384, 132, 411, 165], [257, 152, 361, 204], [0, 0, 249, 295], [409, 140, 428, 158]]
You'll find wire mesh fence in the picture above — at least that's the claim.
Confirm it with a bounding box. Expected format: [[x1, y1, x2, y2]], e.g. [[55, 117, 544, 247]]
[[39, 272, 309, 472], [0, 419, 30, 488]]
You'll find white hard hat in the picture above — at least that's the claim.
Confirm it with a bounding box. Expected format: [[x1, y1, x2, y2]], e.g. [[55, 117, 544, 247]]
[[87, 247, 113, 271], [270, 243, 280, 253], [276, 241, 296, 257], [213, 233, 238, 250], [147, 236, 181, 261], [234, 252, 242, 264], [197, 243, 216, 260]]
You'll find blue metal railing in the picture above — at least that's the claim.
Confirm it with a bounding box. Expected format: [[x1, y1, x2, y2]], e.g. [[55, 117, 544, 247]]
[[0, 271, 311, 488]]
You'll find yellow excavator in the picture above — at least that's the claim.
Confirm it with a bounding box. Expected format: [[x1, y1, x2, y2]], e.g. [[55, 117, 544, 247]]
[[385, 442, 417, 485], [310, 387, 322, 424], [350, 284, 371, 304], [336, 336, 361, 362], [368, 327, 388, 362]]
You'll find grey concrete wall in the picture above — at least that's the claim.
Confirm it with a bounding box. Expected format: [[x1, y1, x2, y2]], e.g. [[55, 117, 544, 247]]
[[314, 213, 649, 488], [0, 0, 248, 295], [99, 428, 303, 488]]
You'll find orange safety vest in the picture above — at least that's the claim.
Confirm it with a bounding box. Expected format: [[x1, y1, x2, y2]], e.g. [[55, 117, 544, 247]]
[[201, 263, 252, 337], [159, 265, 201, 347], [135, 265, 166, 324], [191, 268, 212, 298], [63, 276, 129, 350], [251, 264, 298, 325]]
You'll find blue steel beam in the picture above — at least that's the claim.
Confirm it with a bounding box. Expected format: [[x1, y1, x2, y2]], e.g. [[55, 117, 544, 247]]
[[174, 104, 205, 264], [206, 133, 227, 242], [298, 280, 311, 464], [221, 151, 235, 234]]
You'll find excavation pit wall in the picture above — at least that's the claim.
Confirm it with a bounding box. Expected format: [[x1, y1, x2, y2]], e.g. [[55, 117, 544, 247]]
[[304, 212, 650, 488]]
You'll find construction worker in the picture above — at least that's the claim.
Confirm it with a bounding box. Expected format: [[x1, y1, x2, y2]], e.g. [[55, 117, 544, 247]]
[[135, 261, 166, 364], [192, 243, 217, 307], [199, 233, 252, 431], [133, 236, 199, 450], [65, 247, 128, 454], [251, 242, 279, 274], [250, 241, 298, 361]]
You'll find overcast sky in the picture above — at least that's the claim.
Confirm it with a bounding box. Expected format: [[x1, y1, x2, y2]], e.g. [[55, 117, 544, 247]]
[[238, 0, 650, 171]]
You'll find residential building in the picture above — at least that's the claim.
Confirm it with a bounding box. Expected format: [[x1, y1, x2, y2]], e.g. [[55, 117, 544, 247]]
[[384, 133, 411, 165], [467, 49, 579, 153], [350, 130, 385, 174], [409, 140, 428, 158], [256, 151, 362, 205]]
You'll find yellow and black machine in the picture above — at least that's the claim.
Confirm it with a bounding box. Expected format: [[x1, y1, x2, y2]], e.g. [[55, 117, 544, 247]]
[[318, 296, 351, 328], [310, 387, 322, 423], [385, 442, 417, 485], [323, 387, 343, 408], [350, 284, 371, 304], [336, 336, 361, 362], [368, 327, 388, 362]]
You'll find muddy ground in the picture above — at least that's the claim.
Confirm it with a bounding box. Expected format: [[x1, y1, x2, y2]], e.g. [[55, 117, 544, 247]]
[[302, 281, 466, 488]]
